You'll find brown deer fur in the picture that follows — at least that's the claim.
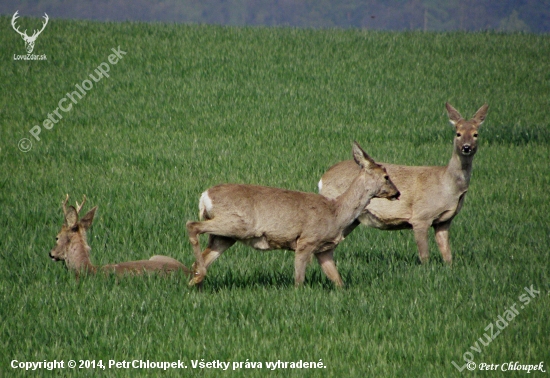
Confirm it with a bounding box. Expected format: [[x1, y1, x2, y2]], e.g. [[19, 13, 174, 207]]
[[318, 103, 488, 264], [186, 142, 399, 288], [49, 195, 190, 278]]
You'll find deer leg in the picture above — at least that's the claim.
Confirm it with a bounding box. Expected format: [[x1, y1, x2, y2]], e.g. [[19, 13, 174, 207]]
[[294, 252, 311, 287], [202, 235, 236, 268], [343, 219, 361, 238], [315, 249, 344, 287], [186, 221, 208, 286], [191, 235, 235, 290], [434, 221, 452, 265], [294, 241, 317, 287], [411, 223, 430, 264], [187, 219, 237, 287]]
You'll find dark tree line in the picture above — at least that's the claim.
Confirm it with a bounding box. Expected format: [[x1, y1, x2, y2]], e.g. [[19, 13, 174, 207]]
[[1, 0, 549, 33]]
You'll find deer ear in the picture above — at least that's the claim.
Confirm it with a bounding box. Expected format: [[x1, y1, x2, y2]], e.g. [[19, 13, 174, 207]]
[[79, 206, 97, 230], [446, 102, 462, 126], [473, 103, 488, 126], [352, 141, 376, 170], [64, 206, 78, 228]]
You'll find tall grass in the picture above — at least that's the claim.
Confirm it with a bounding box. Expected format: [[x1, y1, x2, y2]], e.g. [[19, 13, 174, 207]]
[[1, 17, 549, 376]]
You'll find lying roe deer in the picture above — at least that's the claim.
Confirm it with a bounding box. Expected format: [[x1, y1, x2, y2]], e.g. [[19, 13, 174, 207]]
[[186, 142, 400, 288], [49, 195, 190, 278], [318, 103, 488, 264]]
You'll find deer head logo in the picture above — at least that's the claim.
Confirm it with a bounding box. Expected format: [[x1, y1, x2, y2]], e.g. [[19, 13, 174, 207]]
[[11, 11, 49, 54]]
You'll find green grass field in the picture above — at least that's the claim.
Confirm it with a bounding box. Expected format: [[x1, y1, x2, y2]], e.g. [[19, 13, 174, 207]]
[[1, 16, 549, 377]]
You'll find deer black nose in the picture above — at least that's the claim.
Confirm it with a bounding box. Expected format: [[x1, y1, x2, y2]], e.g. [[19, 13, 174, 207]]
[[462, 145, 472, 153]]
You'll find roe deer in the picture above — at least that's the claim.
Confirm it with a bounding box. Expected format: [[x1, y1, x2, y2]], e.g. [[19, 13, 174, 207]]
[[186, 142, 400, 288], [49, 195, 190, 278], [318, 103, 488, 264]]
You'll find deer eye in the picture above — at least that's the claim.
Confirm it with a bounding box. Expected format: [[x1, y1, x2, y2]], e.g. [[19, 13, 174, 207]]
[[456, 132, 462, 137], [384, 175, 389, 181], [473, 133, 478, 138]]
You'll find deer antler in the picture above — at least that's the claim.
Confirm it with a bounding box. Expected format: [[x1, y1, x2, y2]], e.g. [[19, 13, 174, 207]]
[[11, 11, 27, 38], [61, 194, 87, 227], [75, 195, 87, 214], [62, 194, 70, 217], [62, 194, 86, 216]]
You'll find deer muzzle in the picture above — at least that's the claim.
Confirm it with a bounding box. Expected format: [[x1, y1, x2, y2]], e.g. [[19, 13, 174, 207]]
[[461, 144, 473, 155]]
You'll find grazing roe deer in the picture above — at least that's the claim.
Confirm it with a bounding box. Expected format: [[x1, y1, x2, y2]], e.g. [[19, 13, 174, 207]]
[[49, 195, 190, 278], [318, 103, 488, 264], [186, 142, 400, 288]]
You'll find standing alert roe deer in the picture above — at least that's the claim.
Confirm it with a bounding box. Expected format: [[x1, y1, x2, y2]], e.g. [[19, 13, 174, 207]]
[[186, 142, 400, 288], [49, 195, 190, 278], [318, 103, 488, 264]]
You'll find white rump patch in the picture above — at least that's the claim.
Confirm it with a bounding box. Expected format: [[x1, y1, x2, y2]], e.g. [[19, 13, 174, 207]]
[[317, 179, 323, 193], [199, 190, 213, 219]]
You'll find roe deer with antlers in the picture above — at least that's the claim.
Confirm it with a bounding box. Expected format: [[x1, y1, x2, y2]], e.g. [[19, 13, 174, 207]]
[[49, 195, 190, 278], [186, 142, 400, 288], [318, 103, 488, 264]]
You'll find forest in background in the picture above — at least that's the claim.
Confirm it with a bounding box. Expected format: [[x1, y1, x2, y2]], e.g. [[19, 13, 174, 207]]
[[1, 0, 549, 33]]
